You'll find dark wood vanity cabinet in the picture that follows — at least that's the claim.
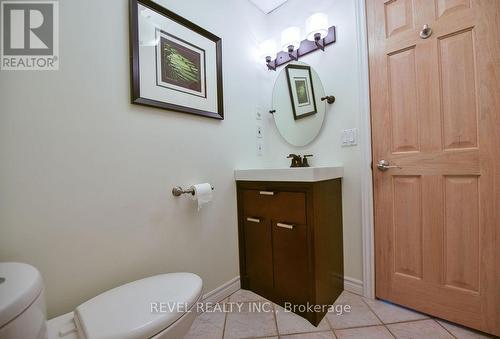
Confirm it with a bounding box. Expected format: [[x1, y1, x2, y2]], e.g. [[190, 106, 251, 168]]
[[236, 179, 344, 326]]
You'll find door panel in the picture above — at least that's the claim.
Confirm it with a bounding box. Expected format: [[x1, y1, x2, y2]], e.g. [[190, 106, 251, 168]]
[[393, 176, 423, 279], [444, 175, 479, 292], [438, 29, 478, 150], [388, 47, 420, 152], [436, 0, 471, 18], [367, 0, 500, 335], [384, 0, 414, 38]]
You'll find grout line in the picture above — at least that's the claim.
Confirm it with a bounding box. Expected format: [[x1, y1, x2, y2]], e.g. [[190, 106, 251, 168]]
[[384, 325, 397, 338], [220, 293, 232, 339], [280, 331, 335, 339], [335, 323, 388, 331], [324, 308, 334, 331], [434, 319, 459, 339], [277, 329, 337, 337], [359, 296, 437, 327], [385, 318, 460, 339], [382, 318, 433, 326], [272, 302, 280, 338], [359, 295, 385, 325], [384, 324, 398, 338], [221, 301, 228, 339], [374, 316, 431, 326], [433, 317, 495, 338], [359, 298, 396, 339]]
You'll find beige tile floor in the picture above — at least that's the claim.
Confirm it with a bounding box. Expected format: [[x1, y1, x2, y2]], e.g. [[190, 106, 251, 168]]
[[185, 289, 495, 339]]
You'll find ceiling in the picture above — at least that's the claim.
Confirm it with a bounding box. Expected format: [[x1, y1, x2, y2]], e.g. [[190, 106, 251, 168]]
[[248, 0, 289, 14]]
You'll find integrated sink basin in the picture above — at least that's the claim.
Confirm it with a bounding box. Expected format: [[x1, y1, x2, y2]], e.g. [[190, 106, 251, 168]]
[[234, 166, 343, 182]]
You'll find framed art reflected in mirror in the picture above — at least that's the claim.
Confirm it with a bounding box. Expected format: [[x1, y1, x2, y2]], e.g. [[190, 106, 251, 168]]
[[285, 64, 317, 120], [129, 0, 224, 119], [271, 62, 326, 146]]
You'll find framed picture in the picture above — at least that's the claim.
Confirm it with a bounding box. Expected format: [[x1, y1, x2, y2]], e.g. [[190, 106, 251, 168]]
[[285, 64, 317, 120], [129, 0, 224, 119]]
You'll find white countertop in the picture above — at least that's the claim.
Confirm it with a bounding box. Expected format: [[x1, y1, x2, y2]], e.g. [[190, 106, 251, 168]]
[[234, 166, 344, 182]]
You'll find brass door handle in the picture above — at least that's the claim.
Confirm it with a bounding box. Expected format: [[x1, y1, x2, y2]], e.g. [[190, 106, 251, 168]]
[[376, 160, 402, 171], [276, 223, 294, 230]]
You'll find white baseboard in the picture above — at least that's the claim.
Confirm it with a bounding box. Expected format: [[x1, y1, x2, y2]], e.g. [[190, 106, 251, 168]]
[[201, 275, 363, 304], [202, 276, 240, 304], [344, 276, 364, 296]]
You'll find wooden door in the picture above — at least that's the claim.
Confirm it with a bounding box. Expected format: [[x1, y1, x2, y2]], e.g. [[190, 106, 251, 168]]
[[367, 0, 500, 335]]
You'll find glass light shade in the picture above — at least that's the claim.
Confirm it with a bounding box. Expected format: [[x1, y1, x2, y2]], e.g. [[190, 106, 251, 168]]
[[305, 13, 329, 41], [259, 39, 277, 59], [281, 26, 301, 52]]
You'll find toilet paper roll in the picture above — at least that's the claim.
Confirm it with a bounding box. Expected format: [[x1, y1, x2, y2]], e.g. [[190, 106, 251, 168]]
[[190, 183, 213, 210]]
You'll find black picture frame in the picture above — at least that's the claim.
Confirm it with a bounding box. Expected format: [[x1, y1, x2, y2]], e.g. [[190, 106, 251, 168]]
[[129, 0, 224, 120], [285, 64, 317, 120]]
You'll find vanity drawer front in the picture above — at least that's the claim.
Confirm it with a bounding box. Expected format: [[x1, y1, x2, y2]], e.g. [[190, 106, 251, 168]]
[[241, 189, 270, 217], [241, 189, 306, 225], [270, 191, 306, 224]]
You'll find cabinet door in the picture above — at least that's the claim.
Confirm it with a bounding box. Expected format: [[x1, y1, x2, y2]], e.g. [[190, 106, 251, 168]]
[[272, 221, 309, 305], [240, 189, 309, 302], [241, 190, 274, 295], [243, 217, 273, 294], [271, 192, 309, 305]]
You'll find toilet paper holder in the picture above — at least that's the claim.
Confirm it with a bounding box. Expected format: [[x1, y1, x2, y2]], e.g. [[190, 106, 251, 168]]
[[172, 185, 214, 197]]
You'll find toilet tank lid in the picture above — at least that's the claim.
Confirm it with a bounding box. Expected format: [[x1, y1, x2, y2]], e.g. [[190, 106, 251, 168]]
[[0, 262, 44, 328], [74, 272, 202, 339]]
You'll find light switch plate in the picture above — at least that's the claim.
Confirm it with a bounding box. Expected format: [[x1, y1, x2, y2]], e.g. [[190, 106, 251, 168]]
[[257, 141, 263, 156], [256, 125, 263, 138], [341, 128, 358, 146], [256, 108, 262, 120]]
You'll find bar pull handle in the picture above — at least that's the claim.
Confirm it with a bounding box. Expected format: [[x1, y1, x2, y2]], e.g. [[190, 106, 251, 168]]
[[276, 223, 294, 230], [259, 191, 275, 196], [246, 217, 261, 223]]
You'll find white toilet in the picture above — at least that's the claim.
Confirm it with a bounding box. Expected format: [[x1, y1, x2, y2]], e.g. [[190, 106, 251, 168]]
[[0, 263, 203, 339]]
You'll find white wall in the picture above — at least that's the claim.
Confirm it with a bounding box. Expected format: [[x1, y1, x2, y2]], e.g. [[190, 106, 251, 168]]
[[258, 0, 365, 282], [0, 0, 267, 317]]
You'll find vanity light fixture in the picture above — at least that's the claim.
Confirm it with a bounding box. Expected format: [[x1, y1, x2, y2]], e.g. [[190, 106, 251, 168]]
[[261, 13, 336, 71], [281, 26, 301, 61], [259, 39, 278, 70], [305, 13, 329, 50]]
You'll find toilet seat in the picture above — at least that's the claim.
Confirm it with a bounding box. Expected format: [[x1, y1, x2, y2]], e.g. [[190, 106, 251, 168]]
[[72, 273, 202, 339]]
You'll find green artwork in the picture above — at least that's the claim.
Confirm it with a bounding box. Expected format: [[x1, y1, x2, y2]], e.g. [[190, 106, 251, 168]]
[[161, 36, 202, 92], [295, 79, 309, 105]]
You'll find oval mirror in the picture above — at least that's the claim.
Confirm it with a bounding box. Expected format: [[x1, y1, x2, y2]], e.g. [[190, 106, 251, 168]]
[[271, 62, 326, 146]]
